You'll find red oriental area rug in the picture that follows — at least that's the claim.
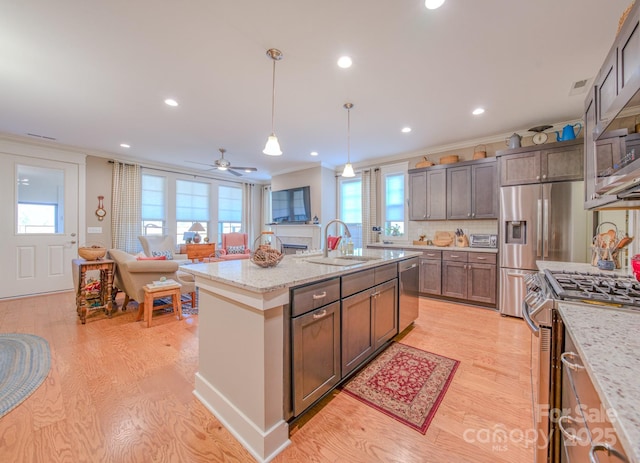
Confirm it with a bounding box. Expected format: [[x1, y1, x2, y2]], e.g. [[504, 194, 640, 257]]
[[342, 342, 459, 434]]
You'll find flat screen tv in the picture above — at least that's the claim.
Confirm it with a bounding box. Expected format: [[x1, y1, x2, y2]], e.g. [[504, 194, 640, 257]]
[[271, 186, 311, 224]]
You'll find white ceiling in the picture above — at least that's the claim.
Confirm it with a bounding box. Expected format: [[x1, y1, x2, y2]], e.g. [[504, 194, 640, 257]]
[[0, 0, 631, 181]]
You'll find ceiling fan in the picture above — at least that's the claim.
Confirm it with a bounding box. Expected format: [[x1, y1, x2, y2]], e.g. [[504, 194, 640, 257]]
[[188, 148, 258, 177]]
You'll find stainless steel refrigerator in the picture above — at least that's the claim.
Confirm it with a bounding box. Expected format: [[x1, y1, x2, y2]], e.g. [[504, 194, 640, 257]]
[[499, 181, 591, 317]]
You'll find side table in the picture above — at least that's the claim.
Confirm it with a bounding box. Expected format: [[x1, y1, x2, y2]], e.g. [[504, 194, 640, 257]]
[[186, 243, 216, 262], [72, 258, 115, 324], [141, 283, 182, 328]]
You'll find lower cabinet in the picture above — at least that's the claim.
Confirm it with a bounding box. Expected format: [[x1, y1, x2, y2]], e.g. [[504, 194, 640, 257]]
[[419, 250, 442, 295], [441, 251, 497, 305], [342, 278, 398, 377], [291, 301, 341, 416]]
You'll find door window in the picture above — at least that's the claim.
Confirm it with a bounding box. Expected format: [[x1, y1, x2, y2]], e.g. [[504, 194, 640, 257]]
[[16, 164, 64, 234]]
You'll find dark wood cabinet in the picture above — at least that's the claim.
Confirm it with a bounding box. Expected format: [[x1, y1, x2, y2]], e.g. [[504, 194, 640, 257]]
[[498, 140, 583, 186], [409, 158, 496, 221], [419, 250, 442, 295], [441, 251, 497, 305], [291, 300, 341, 416], [341, 269, 398, 377], [409, 171, 427, 220], [426, 169, 447, 220], [446, 160, 498, 219]]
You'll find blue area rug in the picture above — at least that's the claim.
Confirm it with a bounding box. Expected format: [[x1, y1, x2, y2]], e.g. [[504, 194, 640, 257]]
[[0, 333, 51, 417]]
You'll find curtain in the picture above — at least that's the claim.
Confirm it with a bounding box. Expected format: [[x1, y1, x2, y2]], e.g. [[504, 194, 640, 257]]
[[361, 168, 379, 245], [242, 182, 255, 241], [111, 161, 142, 253]]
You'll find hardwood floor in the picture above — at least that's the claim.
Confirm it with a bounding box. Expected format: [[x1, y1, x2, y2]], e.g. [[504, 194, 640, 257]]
[[0, 293, 534, 462]]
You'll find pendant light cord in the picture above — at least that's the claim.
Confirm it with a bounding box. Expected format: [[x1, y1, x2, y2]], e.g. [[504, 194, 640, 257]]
[[347, 106, 351, 163], [271, 59, 276, 134]]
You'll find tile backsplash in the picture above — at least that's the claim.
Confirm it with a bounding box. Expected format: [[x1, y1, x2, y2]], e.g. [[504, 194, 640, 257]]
[[407, 219, 498, 242]]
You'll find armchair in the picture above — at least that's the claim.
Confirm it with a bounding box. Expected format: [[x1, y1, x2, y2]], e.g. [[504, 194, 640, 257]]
[[108, 249, 196, 321], [218, 232, 251, 260]]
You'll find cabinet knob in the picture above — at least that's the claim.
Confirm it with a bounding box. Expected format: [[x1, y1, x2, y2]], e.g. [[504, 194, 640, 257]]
[[542, 174, 547, 179], [426, 214, 430, 218], [467, 213, 471, 217], [536, 175, 540, 180], [472, 213, 475, 217]]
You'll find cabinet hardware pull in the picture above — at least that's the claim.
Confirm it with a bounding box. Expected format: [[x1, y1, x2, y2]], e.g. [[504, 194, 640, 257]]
[[312, 292, 327, 300], [589, 443, 629, 463], [560, 352, 585, 371], [558, 415, 589, 443], [476, 257, 486, 260], [312, 309, 328, 319], [370, 291, 381, 298], [451, 255, 460, 258], [427, 253, 435, 257], [542, 174, 547, 179], [536, 175, 540, 180], [409, 264, 418, 269]]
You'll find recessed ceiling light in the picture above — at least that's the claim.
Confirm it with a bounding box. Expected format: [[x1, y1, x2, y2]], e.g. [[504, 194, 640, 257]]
[[401, 127, 412, 133], [425, 0, 445, 9], [310, 151, 319, 156], [472, 107, 485, 115], [337, 56, 352, 68], [120, 143, 131, 148], [164, 98, 178, 107]]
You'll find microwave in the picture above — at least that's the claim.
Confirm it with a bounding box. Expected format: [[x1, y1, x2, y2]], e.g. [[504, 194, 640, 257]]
[[469, 234, 497, 248]]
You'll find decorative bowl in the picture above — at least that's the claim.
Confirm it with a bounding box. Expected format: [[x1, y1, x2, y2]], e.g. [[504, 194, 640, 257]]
[[78, 246, 107, 261]]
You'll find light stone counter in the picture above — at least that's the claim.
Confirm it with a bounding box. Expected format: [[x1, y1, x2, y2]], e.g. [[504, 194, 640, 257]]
[[558, 302, 640, 463], [368, 242, 498, 253], [536, 260, 633, 277], [179, 248, 421, 463]]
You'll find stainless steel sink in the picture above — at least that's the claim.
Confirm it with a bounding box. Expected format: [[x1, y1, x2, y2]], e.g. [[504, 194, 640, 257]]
[[304, 255, 381, 266]]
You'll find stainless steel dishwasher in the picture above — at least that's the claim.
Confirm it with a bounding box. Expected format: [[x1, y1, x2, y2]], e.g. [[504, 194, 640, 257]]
[[398, 257, 419, 332]]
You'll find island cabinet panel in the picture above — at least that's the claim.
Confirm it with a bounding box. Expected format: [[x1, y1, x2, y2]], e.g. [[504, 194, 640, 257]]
[[291, 277, 340, 317], [372, 279, 398, 349], [291, 301, 341, 416], [341, 267, 399, 377], [341, 289, 374, 376]]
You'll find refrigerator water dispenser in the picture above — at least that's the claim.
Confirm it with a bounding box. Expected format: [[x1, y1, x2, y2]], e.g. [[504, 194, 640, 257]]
[[505, 221, 527, 244]]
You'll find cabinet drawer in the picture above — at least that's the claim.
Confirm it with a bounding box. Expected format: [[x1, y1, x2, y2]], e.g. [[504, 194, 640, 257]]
[[442, 250, 468, 262], [374, 263, 397, 285], [342, 268, 375, 298], [291, 277, 340, 317], [420, 250, 442, 260], [468, 252, 496, 264]]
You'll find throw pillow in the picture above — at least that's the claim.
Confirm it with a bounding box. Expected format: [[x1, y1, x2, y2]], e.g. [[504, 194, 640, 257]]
[[137, 255, 167, 260], [151, 249, 174, 260], [227, 245, 245, 255]]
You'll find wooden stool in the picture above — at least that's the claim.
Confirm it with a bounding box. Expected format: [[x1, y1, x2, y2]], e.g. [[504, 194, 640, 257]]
[[142, 285, 182, 328]]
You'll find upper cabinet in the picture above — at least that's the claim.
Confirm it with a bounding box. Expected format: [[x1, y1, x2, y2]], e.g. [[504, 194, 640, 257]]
[[497, 140, 583, 186], [586, 2, 640, 206], [446, 161, 498, 219], [409, 158, 496, 221]]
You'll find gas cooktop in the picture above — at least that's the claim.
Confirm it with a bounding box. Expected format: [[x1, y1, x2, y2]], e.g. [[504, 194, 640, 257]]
[[544, 269, 640, 308]]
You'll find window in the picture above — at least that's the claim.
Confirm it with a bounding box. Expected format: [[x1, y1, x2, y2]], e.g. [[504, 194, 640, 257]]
[[381, 163, 407, 239], [218, 185, 242, 239], [16, 164, 64, 234], [17, 203, 57, 233], [141, 174, 166, 235], [176, 179, 210, 242], [339, 177, 362, 248]]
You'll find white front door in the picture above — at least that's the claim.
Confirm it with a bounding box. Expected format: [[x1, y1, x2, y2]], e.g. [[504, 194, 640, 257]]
[[0, 150, 82, 299]]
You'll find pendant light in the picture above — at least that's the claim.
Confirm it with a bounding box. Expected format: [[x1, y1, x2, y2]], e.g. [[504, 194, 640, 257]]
[[342, 103, 356, 177], [263, 48, 283, 156]]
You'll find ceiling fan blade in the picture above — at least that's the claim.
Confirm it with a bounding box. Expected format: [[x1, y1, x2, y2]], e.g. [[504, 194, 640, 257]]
[[227, 168, 243, 177], [230, 166, 257, 172]]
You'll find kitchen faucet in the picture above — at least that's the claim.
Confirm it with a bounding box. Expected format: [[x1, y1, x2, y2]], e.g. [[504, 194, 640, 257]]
[[324, 219, 351, 257]]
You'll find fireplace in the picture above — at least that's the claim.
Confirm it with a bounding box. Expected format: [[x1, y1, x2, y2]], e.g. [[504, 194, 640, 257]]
[[282, 243, 308, 255]]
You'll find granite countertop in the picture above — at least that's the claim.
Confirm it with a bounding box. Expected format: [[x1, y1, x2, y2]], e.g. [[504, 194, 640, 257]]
[[367, 243, 498, 253], [180, 248, 422, 293], [536, 260, 633, 277], [558, 302, 640, 463]]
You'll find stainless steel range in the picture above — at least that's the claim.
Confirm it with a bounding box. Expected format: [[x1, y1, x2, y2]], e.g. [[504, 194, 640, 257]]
[[524, 269, 639, 463]]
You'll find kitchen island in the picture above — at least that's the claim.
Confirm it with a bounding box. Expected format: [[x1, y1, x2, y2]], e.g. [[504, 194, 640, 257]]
[[180, 248, 421, 463], [558, 303, 640, 463]]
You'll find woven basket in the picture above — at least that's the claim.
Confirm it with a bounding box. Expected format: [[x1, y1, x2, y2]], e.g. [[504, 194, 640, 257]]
[[440, 155, 459, 165], [251, 232, 284, 268], [618, 1, 635, 35], [78, 246, 107, 261], [473, 144, 487, 159], [415, 156, 434, 168]]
